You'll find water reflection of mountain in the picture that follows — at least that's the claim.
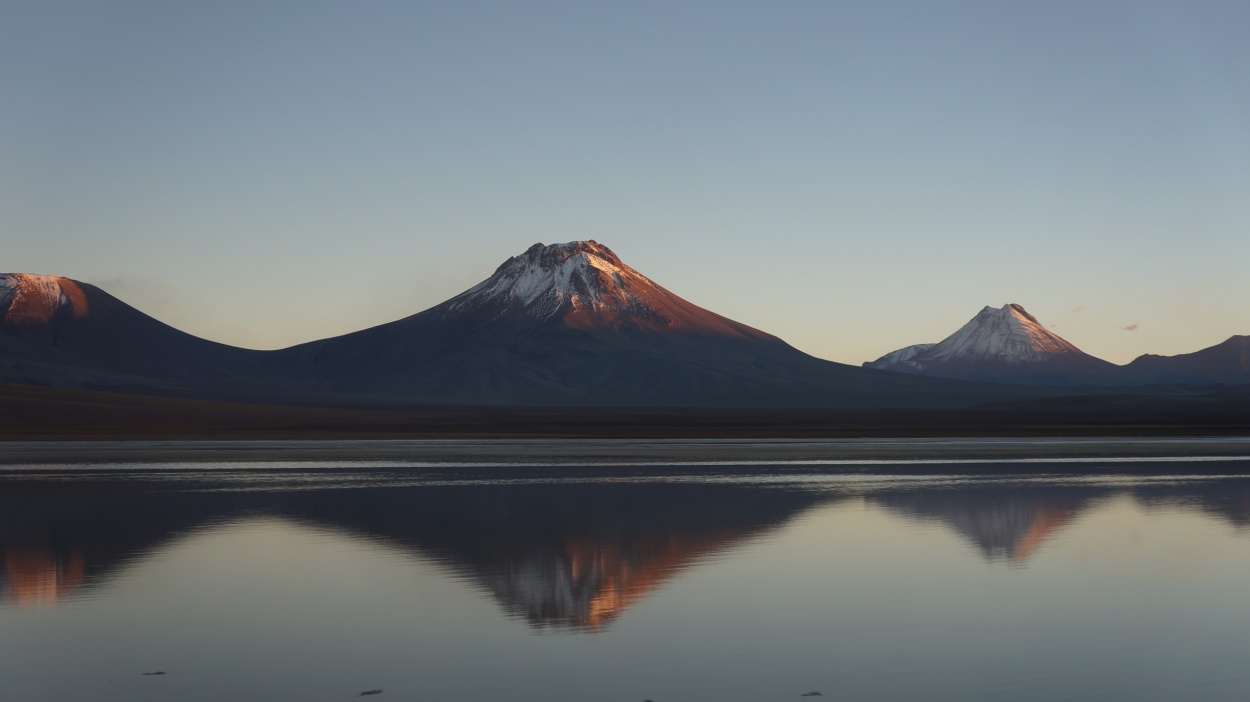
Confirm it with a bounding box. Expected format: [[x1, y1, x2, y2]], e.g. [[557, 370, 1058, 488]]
[[289, 484, 833, 630], [0, 481, 831, 630], [0, 485, 246, 605], [873, 486, 1105, 562], [873, 480, 1250, 563], [4, 477, 1250, 622]]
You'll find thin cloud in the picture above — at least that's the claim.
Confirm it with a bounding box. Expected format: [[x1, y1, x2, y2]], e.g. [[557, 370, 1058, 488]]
[[1072, 305, 1086, 314], [1122, 323, 1138, 331]]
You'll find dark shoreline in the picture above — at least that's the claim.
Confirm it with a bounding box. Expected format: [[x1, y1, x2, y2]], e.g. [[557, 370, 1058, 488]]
[[3, 382, 1249, 441], [4, 437, 1250, 469]]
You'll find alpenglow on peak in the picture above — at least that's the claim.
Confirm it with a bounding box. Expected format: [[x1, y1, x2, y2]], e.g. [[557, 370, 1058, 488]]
[[0, 273, 89, 327], [446, 240, 667, 321]]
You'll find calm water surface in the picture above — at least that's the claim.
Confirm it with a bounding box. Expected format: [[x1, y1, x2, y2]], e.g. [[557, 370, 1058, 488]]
[[2, 443, 1249, 701]]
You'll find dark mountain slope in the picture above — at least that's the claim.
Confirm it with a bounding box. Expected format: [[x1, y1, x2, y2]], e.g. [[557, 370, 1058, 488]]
[[0, 273, 272, 392], [1124, 335, 1250, 385], [1, 245, 1060, 408]]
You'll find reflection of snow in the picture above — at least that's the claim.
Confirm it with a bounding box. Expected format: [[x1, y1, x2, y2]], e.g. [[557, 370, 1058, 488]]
[[481, 533, 737, 632], [2, 548, 86, 606]]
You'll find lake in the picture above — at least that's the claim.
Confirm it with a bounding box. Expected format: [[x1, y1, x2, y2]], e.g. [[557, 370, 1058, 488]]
[[2, 439, 1249, 701]]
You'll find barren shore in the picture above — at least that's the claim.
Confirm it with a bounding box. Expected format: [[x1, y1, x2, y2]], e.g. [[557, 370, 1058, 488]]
[[4, 436, 1250, 470]]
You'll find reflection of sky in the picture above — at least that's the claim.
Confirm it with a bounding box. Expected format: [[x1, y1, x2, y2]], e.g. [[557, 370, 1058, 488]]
[[3, 3, 1248, 364], [3, 492, 1250, 701]]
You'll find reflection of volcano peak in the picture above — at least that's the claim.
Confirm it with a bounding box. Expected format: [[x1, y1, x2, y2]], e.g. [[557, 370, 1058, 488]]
[[873, 488, 1100, 562], [484, 532, 740, 631], [0, 479, 831, 632], [8, 475, 1250, 627], [289, 484, 831, 631]]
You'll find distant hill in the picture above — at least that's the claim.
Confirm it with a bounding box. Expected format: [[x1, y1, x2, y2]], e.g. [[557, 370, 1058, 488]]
[[1124, 335, 1250, 385]]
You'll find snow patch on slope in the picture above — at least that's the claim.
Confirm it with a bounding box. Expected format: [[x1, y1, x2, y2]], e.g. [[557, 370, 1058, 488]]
[[864, 343, 935, 369], [0, 273, 88, 327]]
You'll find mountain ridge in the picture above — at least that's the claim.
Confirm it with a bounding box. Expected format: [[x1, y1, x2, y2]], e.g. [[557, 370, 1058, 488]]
[[1123, 334, 1250, 385], [271, 241, 1012, 407], [1, 242, 1037, 409], [4, 243, 1247, 405]]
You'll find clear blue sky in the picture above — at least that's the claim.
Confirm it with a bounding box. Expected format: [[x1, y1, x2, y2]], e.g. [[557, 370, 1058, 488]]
[[3, 1, 1248, 364]]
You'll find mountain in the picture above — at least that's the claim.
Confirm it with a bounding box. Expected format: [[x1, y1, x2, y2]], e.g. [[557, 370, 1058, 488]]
[[0, 273, 271, 393], [1, 245, 1029, 408], [1123, 335, 1250, 385], [864, 304, 1119, 385], [273, 240, 1016, 407]]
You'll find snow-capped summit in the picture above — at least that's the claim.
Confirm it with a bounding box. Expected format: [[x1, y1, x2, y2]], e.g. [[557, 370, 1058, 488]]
[[917, 304, 1082, 365], [865, 304, 1118, 385], [0, 273, 89, 327], [448, 240, 650, 318], [437, 240, 763, 337]]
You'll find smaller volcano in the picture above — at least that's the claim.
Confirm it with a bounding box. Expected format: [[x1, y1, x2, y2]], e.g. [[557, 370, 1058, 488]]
[[865, 304, 1118, 385]]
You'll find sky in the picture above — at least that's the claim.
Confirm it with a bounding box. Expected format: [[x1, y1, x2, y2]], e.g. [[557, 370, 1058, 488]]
[[3, 1, 1248, 364]]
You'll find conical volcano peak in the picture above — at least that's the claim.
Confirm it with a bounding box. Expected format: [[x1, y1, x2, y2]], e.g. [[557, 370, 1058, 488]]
[[426, 240, 779, 341], [865, 302, 1116, 384], [448, 240, 668, 324], [938, 303, 1080, 361], [0, 273, 89, 327]]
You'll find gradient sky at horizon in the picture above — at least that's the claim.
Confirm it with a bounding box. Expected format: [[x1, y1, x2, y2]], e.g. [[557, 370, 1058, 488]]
[[3, 1, 1248, 364]]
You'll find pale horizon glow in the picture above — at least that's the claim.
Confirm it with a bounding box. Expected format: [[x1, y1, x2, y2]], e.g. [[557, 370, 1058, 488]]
[[3, 2, 1248, 364]]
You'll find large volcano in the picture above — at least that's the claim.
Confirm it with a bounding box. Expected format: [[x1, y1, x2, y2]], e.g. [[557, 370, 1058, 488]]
[[434, 240, 777, 339], [273, 241, 1013, 407]]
